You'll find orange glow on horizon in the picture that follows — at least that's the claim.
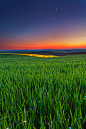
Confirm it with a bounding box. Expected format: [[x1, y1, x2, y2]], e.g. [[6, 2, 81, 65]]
[[0, 44, 86, 50], [0, 28, 86, 50]]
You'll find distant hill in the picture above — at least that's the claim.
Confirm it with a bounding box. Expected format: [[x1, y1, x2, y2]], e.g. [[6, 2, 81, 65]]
[[0, 49, 86, 56], [0, 49, 86, 53]]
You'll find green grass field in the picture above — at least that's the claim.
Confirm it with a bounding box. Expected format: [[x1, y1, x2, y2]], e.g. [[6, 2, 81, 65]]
[[0, 54, 86, 129]]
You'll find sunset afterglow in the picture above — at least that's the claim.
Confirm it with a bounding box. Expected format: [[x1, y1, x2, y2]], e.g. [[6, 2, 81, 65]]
[[0, 0, 86, 50]]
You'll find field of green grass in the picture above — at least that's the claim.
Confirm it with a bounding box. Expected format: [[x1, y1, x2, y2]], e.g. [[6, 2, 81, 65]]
[[0, 54, 86, 129]]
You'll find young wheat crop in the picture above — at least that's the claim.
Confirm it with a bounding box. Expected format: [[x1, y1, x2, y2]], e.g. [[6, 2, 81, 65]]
[[0, 54, 86, 129]]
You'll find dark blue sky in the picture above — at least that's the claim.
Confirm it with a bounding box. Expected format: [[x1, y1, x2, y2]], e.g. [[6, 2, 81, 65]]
[[0, 0, 86, 50]]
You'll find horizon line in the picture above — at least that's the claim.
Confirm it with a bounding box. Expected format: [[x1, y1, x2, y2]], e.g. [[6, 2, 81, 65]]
[[0, 48, 86, 51]]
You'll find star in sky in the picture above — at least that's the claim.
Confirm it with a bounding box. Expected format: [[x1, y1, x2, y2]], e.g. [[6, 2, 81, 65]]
[[55, 8, 57, 10]]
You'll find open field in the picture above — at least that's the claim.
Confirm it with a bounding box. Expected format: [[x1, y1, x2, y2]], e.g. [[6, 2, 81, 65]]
[[0, 53, 58, 58], [16, 51, 86, 56], [0, 54, 86, 129]]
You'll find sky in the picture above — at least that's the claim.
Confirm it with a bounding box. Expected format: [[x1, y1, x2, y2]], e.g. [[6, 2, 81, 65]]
[[0, 0, 86, 50]]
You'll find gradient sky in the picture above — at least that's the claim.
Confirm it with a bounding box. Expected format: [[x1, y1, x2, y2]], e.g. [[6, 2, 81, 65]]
[[0, 0, 86, 50]]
